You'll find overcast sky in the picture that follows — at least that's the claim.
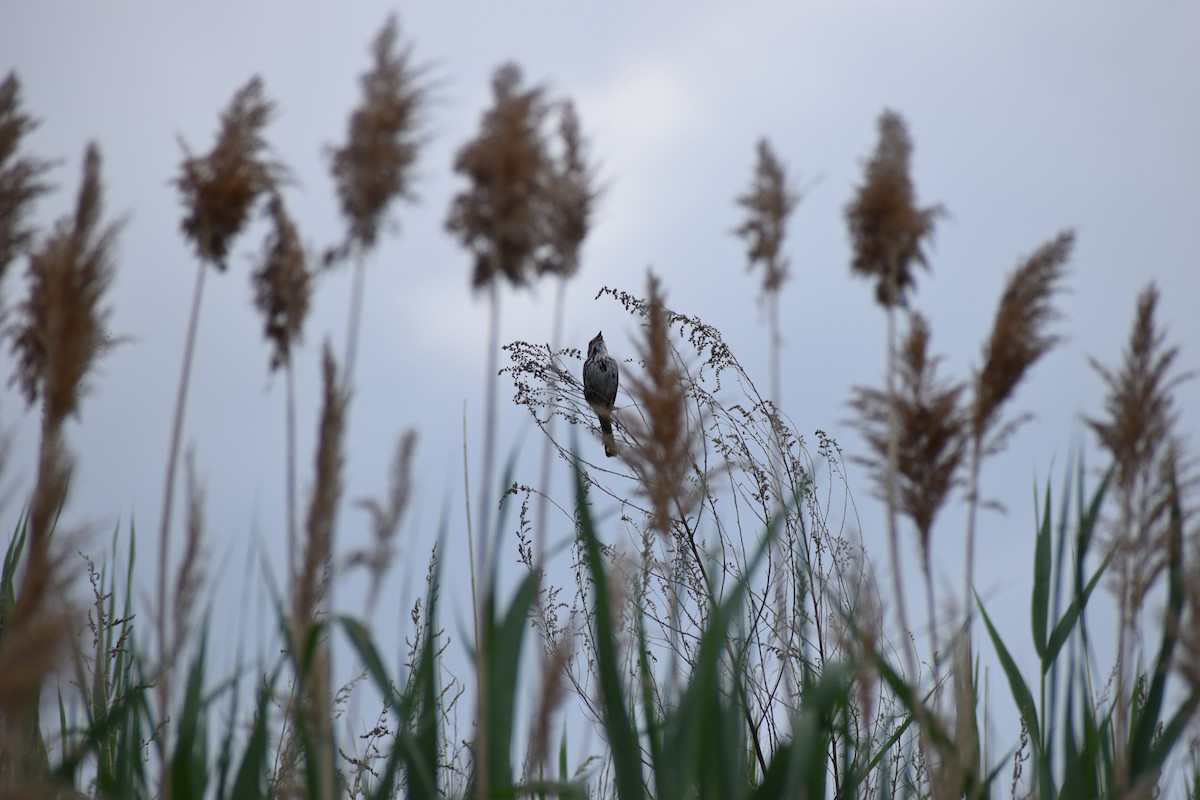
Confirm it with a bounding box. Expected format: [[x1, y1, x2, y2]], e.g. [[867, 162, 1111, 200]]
[[4, 0, 1200, 774]]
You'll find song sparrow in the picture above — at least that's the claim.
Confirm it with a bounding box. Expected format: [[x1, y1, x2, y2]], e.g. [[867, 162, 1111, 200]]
[[583, 331, 619, 457]]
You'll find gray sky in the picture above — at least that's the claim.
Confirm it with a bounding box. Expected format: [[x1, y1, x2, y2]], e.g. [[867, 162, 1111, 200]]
[[4, 0, 1200, 780]]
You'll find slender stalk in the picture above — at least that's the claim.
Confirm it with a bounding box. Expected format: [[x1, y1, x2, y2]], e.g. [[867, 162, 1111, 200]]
[[767, 290, 781, 412], [343, 250, 368, 389], [156, 259, 207, 695], [478, 280, 500, 573], [964, 437, 982, 631], [924, 550, 939, 677], [884, 301, 915, 680], [285, 360, 297, 585]]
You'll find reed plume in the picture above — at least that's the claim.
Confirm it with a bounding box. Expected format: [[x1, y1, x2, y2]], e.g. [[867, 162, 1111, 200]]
[[291, 343, 346, 800], [845, 110, 942, 676], [850, 311, 966, 662], [253, 192, 311, 373], [447, 63, 551, 290], [296, 344, 347, 632], [964, 231, 1072, 611], [0, 72, 52, 304], [736, 137, 797, 411], [329, 13, 426, 384], [161, 77, 279, 715], [2, 142, 119, 786], [622, 273, 695, 540], [445, 63, 555, 799], [176, 77, 280, 270], [1087, 284, 1192, 786], [252, 191, 312, 584], [329, 14, 424, 259], [350, 429, 417, 614], [535, 100, 596, 282], [736, 138, 796, 296], [845, 110, 943, 310]]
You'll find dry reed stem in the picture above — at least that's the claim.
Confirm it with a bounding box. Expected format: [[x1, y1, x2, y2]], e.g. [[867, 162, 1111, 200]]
[[289, 344, 346, 800], [1087, 284, 1192, 786], [161, 79, 279, 739], [964, 231, 1073, 621], [9, 142, 118, 613], [850, 311, 965, 670], [168, 451, 207, 667], [0, 72, 52, 302], [845, 110, 942, 689], [2, 142, 116, 790]]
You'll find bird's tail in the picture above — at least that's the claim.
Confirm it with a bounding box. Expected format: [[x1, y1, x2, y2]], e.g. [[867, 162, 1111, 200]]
[[600, 414, 615, 457]]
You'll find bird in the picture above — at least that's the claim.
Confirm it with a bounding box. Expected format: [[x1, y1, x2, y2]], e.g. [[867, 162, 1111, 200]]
[[583, 331, 619, 457]]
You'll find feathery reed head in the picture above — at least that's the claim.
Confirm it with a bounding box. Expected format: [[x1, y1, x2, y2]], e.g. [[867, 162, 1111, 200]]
[[1088, 285, 1193, 619], [176, 76, 279, 270], [295, 343, 347, 631], [736, 138, 797, 294], [973, 231, 1073, 447], [330, 14, 426, 260], [536, 100, 597, 280], [252, 192, 311, 371], [623, 273, 695, 537], [0, 72, 52, 294], [1088, 284, 1190, 496], [850, 312, 966, 559], [845, 110, 943, 308], [9, 143, 119, 428], [350, 429, 417, 612], [446, 62, 551, 289]]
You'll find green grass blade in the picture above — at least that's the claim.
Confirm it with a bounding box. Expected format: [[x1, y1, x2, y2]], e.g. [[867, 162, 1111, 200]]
[[1044, 553, 1109, 669], [573, 457, 644, 800], [171, 633, 210, 800], [977, 593, 1042, 753], [1032, 476, 1053, 660]]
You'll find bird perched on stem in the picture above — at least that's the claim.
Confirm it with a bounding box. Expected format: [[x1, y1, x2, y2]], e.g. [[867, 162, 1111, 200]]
[[583, 331, 619, 457]]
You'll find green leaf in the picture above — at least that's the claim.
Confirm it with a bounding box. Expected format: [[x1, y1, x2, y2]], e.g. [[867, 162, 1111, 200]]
[[1032, 476, 1053, 660]]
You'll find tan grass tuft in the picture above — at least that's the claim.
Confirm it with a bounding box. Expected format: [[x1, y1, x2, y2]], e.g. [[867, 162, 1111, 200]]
[[736, 138, 797, 295], [175, 76, 280, 270], [295, 343, 347, 632], [329, 14, 426, 260], [850, 312, 966, 564], [0, 72, 52, 296], [973, 231, 1073, 448], [9, 143, 120, 429], [845, 110, 943, 308], [445, 63, 552, 289], [252, 192, 311, 371]]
